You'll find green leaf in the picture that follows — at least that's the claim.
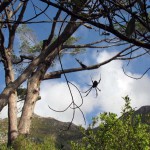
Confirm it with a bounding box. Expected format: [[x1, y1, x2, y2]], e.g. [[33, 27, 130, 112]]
[[71, 96, 150, 150], [17, 87, 27, 101], [125, 17, 135, 37]]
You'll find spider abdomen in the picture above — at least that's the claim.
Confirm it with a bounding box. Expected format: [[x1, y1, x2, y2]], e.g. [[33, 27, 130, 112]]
[[93, 81, 98, 88]]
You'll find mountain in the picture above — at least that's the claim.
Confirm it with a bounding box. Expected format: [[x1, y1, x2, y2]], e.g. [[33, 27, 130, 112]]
[[134, 105, 150, 125], [0, 114, 83, 149], [0, 106, 150, 149], [29, 114, 83, 149]]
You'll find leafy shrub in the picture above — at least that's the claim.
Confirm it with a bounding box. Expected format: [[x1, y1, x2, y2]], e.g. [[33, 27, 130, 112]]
[[71, 96, 150, 150], [0, 136, 57, 150]]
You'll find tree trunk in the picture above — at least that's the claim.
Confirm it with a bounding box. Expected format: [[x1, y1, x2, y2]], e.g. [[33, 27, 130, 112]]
[[5, 49, 18, 146], [18, 78, 40, 134], [0, 17, 80, 112], [18, 18, 80, 134], [7, 92, 18, 146], [18, 65, 48, 134]]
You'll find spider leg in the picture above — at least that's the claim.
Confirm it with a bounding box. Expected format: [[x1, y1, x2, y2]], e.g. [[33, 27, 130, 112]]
[[97, 87, 101, 91], [86, 83, 92, 87], [97, 74, 101, 84], [95, 88, 98, 97], [84, 88, 92, 97], [82, 87, 92, 93], [90, 76, 94, 84], [98, 77, 101, 84]]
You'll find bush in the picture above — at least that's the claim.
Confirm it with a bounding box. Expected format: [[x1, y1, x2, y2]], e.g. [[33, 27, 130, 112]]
[[71, 96, 150, 150], [0, 135, 57, 150]]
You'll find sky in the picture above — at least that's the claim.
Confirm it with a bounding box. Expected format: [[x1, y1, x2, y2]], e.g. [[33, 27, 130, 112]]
[[0, 1, 150, 127], [1, 49, 150, 127], [34, 50, 150, 127]]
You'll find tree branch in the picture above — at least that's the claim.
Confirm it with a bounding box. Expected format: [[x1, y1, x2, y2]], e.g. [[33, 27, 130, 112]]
[[0, 17, 81, 111], [0, 0, 13, 13], [47, 9, 61, 45], [40, 0, 150, 50], [62, 42, 126, 49], [12, 55, 35, 64], [13, 0, 28, 29], [43, 46, 131, 80]]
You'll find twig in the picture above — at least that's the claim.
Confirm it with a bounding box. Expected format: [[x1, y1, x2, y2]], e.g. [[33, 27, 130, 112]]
[[122, 67, 150, 80]]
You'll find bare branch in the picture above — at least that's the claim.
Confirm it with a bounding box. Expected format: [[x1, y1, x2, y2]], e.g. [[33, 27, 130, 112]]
[[12, 55, 35, 64], [47, 9, 62, 45], [40, 0, 150, 50], [13, 0, 28, 29], [117, 52, 148, 60], [43, 46, 132, 80], [22, 4, 49, 24], [62, 42, 126, 49], [122, 67, 150, 80]]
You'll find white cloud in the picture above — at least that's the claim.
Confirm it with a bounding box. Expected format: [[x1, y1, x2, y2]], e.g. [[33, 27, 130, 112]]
[[35, 80, 98, 126], [0, 106, 7, 119], [0, 101, 24, 119], [93, 51, 150, 115], [1, 51, 150, 127], [35, 50, 150, 126]]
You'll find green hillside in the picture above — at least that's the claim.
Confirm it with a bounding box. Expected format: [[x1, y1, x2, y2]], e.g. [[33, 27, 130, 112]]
[[0, 114, 83, 149], [0, 105, 150, 149]]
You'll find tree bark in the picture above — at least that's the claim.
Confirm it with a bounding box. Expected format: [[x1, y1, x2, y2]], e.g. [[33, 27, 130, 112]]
[[18, 77, 40, 134], [0, 0, 13, 13], [18, 64, 48, 134], [7, 92, 18, 145], [5, 49, 18, 146]]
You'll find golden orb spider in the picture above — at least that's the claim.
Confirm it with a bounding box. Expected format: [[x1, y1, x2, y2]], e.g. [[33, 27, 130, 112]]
[[83, 75, 101, 97]]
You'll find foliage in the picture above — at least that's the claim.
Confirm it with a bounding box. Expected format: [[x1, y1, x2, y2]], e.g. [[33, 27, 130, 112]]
[[71, 96, 150, 150], [16, 25, 85, 70], [0, 115, 82, 149], [49, 35, 85, 67], [17, 87, 27, 101], [64, 36, 85, 56], [52, 35, 85, 55], [27, 41, 43, 54], [0, 136, 57, 150], [17, 87, 41, 102], [17, 24, 41, 55], [17, 24, 85, 56]]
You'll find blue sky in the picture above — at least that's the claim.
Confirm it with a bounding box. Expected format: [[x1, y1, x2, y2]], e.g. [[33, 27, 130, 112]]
[[0, 1, 150, 127]]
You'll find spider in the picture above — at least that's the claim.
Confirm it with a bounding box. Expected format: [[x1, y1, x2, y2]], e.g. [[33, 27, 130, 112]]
[[83, 75, 101, 97]]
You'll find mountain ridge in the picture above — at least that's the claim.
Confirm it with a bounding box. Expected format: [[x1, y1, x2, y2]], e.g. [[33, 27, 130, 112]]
[[0, 105, 150, 149]]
